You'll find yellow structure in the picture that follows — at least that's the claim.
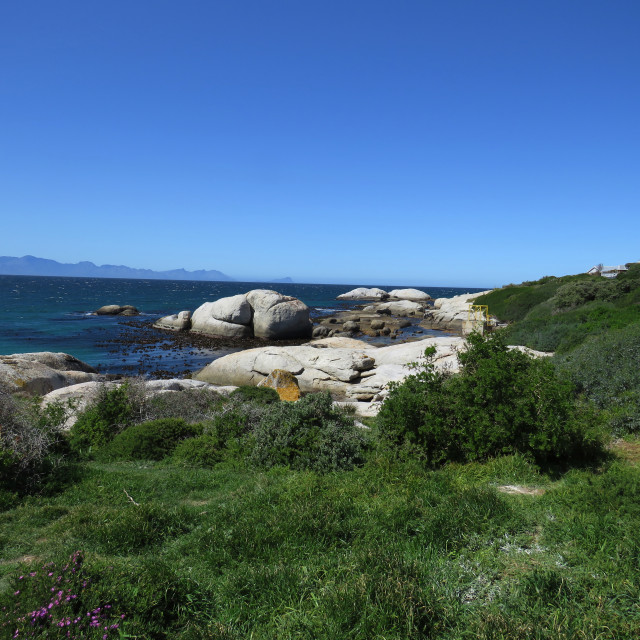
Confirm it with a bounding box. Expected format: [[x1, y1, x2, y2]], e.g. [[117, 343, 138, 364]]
[[462, 304, 490, 336], [467, 304, 489, 322]]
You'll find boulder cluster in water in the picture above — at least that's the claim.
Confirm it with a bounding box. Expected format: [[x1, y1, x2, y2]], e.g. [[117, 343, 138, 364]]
[[154, 289, 312, 339], [4, 288, 510, 421]]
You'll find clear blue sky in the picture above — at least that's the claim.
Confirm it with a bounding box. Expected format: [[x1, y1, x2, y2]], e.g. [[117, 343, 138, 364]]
[[1, 1, 639, 287]]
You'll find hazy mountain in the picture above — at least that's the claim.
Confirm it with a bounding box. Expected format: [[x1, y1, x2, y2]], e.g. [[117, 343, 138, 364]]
[[0, 255, 233, 282], [270, 277, 294, 283]]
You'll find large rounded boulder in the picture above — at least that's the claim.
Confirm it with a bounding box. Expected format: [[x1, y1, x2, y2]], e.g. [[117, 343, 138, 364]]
[[246, 290, 312, 339], [191, 302, 252, 338], [0, 352, 100, 395], [189, 290, 312, 340]]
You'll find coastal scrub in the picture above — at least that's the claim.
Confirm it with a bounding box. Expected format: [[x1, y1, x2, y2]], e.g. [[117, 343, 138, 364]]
[[376, 332, 603, 468]]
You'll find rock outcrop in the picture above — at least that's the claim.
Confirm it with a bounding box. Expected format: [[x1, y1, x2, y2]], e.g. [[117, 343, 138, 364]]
[[95, 305, 139, 316], [257, 369, 301, 402], [337, 287, 389, 300], [0, 352, 101, 395], [337, 287, 432, 302], [194, 336, 463, 406], [191, 304, 252, 338], [366, 300, 425, 317], [422, 291, 492, 330], [189, 290, 312, 339], [154, 310, 192, 331], [246, 290, 312, 339], [388, 288, 432, 302]]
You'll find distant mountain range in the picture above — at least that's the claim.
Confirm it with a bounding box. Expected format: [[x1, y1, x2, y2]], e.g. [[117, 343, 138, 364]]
[[0, 255, 233, 282]]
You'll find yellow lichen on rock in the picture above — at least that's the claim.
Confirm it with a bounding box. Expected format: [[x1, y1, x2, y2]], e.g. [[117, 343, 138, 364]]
[[257, 369, 301, 402]]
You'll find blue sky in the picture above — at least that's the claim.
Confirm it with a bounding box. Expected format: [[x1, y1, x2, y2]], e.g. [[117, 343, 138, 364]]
[[1, 1, 639, 287]]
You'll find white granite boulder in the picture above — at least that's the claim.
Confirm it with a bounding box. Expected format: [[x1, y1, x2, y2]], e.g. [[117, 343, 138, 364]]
[[0, 352, 101, 395], [95, 305, 139, 316], [194, 336, 463, 403], [191, 307, 252, 338], [374, 300, 425, 316], [426, 291, 493, 327], [337, 287, 389, 300], [388, 288, 432, 302], [154, 310, 192, 331], [246, 290, 312, 339], [189, 290, 312, 340], [208, 294, 252, 325]]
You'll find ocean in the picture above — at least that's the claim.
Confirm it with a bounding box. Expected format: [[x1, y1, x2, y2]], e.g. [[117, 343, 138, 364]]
[[0, 275, 485, 377]]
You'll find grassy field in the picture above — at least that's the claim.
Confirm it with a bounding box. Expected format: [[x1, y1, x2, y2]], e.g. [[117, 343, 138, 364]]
[[1, 448, 639, 639]]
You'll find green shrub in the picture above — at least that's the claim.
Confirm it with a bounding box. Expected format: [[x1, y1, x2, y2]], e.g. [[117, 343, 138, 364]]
[[248, 392, 368, 472], [144, 387, 224, 422], [69, 384, 137, 454], [205, 406, 254, 443], [377, 332, 603, 468], [477, 267, 640, 354], [553, 278, 617, 310], [99, 418, 201, 461], [0, 387, 72, 496], [555, 323, 640, 435], [475, 275, 581, 323], [230, 385, 280, 405], [172, 434, 223, 467]]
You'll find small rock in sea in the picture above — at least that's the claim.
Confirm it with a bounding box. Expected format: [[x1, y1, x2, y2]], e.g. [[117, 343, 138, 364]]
[[96, 305, 140, 316]]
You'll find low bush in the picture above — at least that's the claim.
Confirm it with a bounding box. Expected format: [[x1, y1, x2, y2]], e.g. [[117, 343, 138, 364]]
[[230, 385, 280, 405], [0, 387, 72, 497], [68, 384, 138, 455], [376, 332, 603, 468], [248, 392, 368, 472], [555, 323, 640, 435], [171, 434, 223, 467], [477, 267, 640, 354], [474, 275, 581, 323], [144, 387, 224, 422], [553, 278, 617, 310], [99, 418, 201, 461], [500, 302, 640, 353]]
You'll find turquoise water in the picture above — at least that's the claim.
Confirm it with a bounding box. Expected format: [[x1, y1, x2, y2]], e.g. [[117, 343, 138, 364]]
[[0, 275, 485, 376]]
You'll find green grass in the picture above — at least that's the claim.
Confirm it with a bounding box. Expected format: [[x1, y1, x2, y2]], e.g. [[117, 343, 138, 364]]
[[2, 452, 640, 638]]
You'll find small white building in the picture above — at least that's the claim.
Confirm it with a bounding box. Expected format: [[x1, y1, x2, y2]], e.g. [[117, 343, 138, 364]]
[[587, 264, 632, 278]]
